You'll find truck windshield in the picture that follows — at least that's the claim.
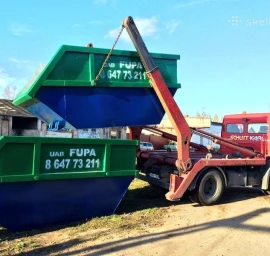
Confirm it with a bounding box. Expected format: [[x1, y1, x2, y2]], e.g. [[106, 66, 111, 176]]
[[226, 124, 243, 133], [248, 123, 268, 134]]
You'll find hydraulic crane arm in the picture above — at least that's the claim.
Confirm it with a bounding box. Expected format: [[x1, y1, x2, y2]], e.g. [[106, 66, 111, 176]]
[[143, 126, 208, 152], [123, 16, 192, 172]]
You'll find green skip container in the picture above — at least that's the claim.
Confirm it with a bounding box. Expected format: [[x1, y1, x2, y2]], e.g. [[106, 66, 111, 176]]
[[13, 45, 180, 130], [0, 136, 138, 231]]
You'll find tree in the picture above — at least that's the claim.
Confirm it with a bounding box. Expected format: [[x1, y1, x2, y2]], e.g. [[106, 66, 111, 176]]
[[196, 110, 211, 119], [212, 114, 220, 122], [196, 110, 220, 122], [2, 85, 17, 100]]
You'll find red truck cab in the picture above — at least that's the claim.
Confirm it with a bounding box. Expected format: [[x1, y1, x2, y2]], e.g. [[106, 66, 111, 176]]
[[221, 113, 270, 156]]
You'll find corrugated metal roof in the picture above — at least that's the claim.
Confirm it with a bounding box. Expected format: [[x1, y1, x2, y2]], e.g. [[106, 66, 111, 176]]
[[0, 99, 34, 117]]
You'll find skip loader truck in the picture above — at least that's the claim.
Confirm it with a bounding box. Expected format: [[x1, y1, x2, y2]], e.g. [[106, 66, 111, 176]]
[[123, 17, 270, 205], [9, 16, 270, 232], [6, 16, 269, 232]]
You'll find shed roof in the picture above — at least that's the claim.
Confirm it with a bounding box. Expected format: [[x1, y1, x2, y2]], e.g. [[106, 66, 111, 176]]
[[0, 99, 34, 117]]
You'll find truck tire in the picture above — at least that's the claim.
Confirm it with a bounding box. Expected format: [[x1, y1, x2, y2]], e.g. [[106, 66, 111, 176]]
[[190, 169, 225, 206], [264, 179, 270, 195], [263, 174, 270, 195]]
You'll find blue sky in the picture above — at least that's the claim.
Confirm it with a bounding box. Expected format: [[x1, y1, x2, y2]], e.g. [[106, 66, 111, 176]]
[[1, 0, 270, 119]]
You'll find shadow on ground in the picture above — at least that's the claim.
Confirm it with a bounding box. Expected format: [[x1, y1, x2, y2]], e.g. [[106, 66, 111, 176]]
[[0, 181, 267, 249], [10, 207, 270, 256], [116, 183, 190, 214], [219, 187, 266, 204], [118, 181, 267, 212]]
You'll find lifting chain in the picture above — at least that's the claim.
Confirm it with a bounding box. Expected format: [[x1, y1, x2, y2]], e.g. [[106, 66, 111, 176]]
[[94, 26, 125, 82]]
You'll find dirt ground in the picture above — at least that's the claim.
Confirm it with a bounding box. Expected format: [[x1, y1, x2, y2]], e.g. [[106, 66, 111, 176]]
[[1, 182, 270, 256]]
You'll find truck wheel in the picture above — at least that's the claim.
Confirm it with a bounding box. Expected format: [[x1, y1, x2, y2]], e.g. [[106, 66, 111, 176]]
[[263, 176, 270, 195], [263, 188, 270, 195], [190, 169, 225, 206]]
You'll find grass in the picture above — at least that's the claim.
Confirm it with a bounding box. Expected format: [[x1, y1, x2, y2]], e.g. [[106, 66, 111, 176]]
[[0, 179, 172, 255], [68, 178, 171, 236]]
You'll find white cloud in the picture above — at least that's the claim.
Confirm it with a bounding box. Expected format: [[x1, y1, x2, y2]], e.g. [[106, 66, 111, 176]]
[[176, 0, 216, 8], [8, 23, 32, 36], [9, 58, 30, 64], [8, 58, 36, 72], [106, 17, 158, 42], [165, 20, 180, 34], [9, 58, 20, 63]]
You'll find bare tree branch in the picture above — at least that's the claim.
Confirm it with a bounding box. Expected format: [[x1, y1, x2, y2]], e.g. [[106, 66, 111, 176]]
[[2, 85, 17, 100]]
